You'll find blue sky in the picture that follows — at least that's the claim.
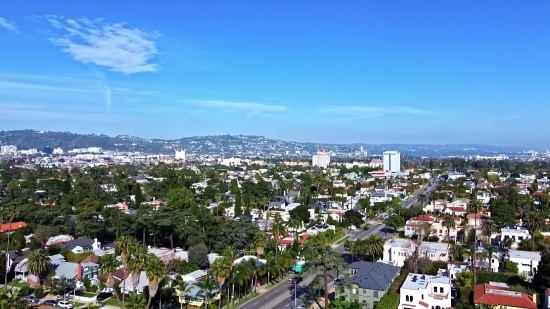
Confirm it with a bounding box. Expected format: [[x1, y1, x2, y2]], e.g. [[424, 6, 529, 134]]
[[0, 1, 549, 147]]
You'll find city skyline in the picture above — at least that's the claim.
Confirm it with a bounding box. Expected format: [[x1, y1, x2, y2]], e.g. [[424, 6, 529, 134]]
[[0, 1, 549, 147]]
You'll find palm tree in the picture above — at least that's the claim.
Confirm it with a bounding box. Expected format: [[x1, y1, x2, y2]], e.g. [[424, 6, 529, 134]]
[[442, 215, 456, 240], [209, 257, 231, 309], [145, 255, 165, 309], [173, 279, 193, 309], [483, 245, 494, 271], [127, 245, 147, 293], [98, 254, 122, 307], [418, 194, 427, 207], [196, 276, 218, 308], [1, 206, 17, 290], [345, 240, 358, 263], [252, 233, 267, 257], [364, 235, 385, 261], [116, 235, 137, 308], [268, 215, 287, 256], [302, 239, 348, 309], [26, 250, 50, 285], [523, 212, 544, 250], [481, 220, 499, 242]]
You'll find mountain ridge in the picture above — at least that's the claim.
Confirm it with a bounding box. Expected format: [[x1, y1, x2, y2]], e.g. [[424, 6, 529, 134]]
[[0, 130, 535, 156]]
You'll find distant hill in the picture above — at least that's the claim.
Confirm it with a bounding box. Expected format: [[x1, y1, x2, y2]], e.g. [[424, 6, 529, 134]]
[[0, 130, 534, 157]]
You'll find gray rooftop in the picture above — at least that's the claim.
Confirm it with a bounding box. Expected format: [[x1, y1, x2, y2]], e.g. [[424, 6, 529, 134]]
[[385, 238, 413, 248], [508, 250, 541, 261], [401, 273, 451, 290], [338, 261, 400, 291]]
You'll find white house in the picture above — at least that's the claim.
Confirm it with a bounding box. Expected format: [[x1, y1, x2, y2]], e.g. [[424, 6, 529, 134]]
[[399, 273, 452, 309], [382, 238, 416, 267], [500, 227, 531, 244], [418, 242, 449, 262], [507, 250, 540, 277]]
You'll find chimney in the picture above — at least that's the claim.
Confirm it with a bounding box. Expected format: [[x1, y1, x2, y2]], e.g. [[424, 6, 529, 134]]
[[77, 263, 82, 281]]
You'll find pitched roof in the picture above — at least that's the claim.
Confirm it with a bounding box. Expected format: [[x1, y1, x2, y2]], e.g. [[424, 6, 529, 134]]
[[338, 261, 400, 291], [474, 284, 536, 309], [0, 222, 27, 232], [59, 238, 95, 250]]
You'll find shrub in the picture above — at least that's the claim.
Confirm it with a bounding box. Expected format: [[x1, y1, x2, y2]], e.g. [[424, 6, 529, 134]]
[[34, 285, 44, 298], [19, 285, 33, 296], [88, 285, 98, 292]]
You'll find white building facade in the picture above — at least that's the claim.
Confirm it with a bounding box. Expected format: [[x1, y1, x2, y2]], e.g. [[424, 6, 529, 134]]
[[383, 238, 416, 267], [312, 149, 331, 168], [175, 149, 186, 160], [399, 273, 452, 309], [383, 151, 401, 173], [507, 250, 540, 277]]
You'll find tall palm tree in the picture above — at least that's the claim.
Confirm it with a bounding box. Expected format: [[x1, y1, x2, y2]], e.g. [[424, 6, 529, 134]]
[[173, 279, 193, 309], [483, 245, 494, 272], [364, 235, 385, 261], [98, 254, 123, 307], [345, 240, 358, 263], [26, 250, 50, 285], [481, 220, 499, 243], [196, 276, 218, 308], [523, 212, 544, 250], [442, 215, 456, 240], [127, 245, 147, 293], [268, 215, 287, 256], [145, 255, 165, 309], [252, 233, 267, 257], [263, 253, 278, 285], [302, 239, 348, 309], [209, 257, 232, 309], [2, 206, 17, 289], [116, 236, 137, 308]]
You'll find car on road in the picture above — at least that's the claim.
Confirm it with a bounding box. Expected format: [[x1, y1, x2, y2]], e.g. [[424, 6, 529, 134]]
[[297, 305, 307, 309], [58, 300, 74, 308], [42, 300, 58, 306], [378, 221, 383, 225], [290, 276, 303, 284], [22, 295, 40, 303], [96, 292, 114, 302]]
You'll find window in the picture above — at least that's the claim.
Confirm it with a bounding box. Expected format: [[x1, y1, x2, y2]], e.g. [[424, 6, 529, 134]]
[[410, 296, 413, 302], [352, 288, 357, 295], [373, 301, 378, 308], [363, 289, 367, 294], [406, 296, 410, 302], [421, 294, 424, 299], [434, 287, 437, 292], [440, 287, 444, 293], [374, 291, 378, 298]]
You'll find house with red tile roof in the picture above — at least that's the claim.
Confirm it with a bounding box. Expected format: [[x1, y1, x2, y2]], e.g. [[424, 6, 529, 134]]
[[474, 283, 536, 309], [0, 222, 27, 233]]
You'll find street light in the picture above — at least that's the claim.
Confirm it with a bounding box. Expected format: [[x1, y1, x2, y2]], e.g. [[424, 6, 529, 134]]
[[294, 281, 297, 309]]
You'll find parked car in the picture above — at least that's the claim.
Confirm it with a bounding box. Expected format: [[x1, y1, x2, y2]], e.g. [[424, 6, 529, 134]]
[[42, 299, 58, 306], [96, 292, 113, 302], [22, 295, 40, 303], [58, 300, 74, 308]]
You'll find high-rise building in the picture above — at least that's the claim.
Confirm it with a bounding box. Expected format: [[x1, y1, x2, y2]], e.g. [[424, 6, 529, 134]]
[[383, 151, 401, 173], [312, 149, 330, 168], [175, 149, 186, 160]]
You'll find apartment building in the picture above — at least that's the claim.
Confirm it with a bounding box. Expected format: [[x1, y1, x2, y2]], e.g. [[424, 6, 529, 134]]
[[507, 250, 540, 277], [418, 242, 450, 262], [382, 238, 416, 267], [399, 273, 452, 309]]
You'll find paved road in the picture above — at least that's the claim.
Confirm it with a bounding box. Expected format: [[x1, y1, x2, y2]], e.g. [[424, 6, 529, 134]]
[[240, 224, 390, 309], [402, 177, 443, 208]]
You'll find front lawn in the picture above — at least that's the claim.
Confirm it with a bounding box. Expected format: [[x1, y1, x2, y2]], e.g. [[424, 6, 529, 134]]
[[70, 302, 86, 307], [80, 292, 97, 298], [104, 297, 120, 307]]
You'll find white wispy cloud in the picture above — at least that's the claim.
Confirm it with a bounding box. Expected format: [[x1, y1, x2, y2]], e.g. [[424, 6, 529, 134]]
[[182, 100, 288, 117], [0, 101, 121, 122], [44, 16, 160, 74], [0, 17, 18, 33], [320, 105, 432, 122]]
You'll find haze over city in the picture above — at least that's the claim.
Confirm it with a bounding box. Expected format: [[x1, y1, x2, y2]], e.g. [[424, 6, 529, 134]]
[[0, 1, 549, 147]]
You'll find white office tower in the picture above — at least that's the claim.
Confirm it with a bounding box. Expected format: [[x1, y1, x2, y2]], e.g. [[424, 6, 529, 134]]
[[312, 149, 330, 168], [53, 148, 64, 155], [383, 151, 401, 173], [175, 149, 186, 161]]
